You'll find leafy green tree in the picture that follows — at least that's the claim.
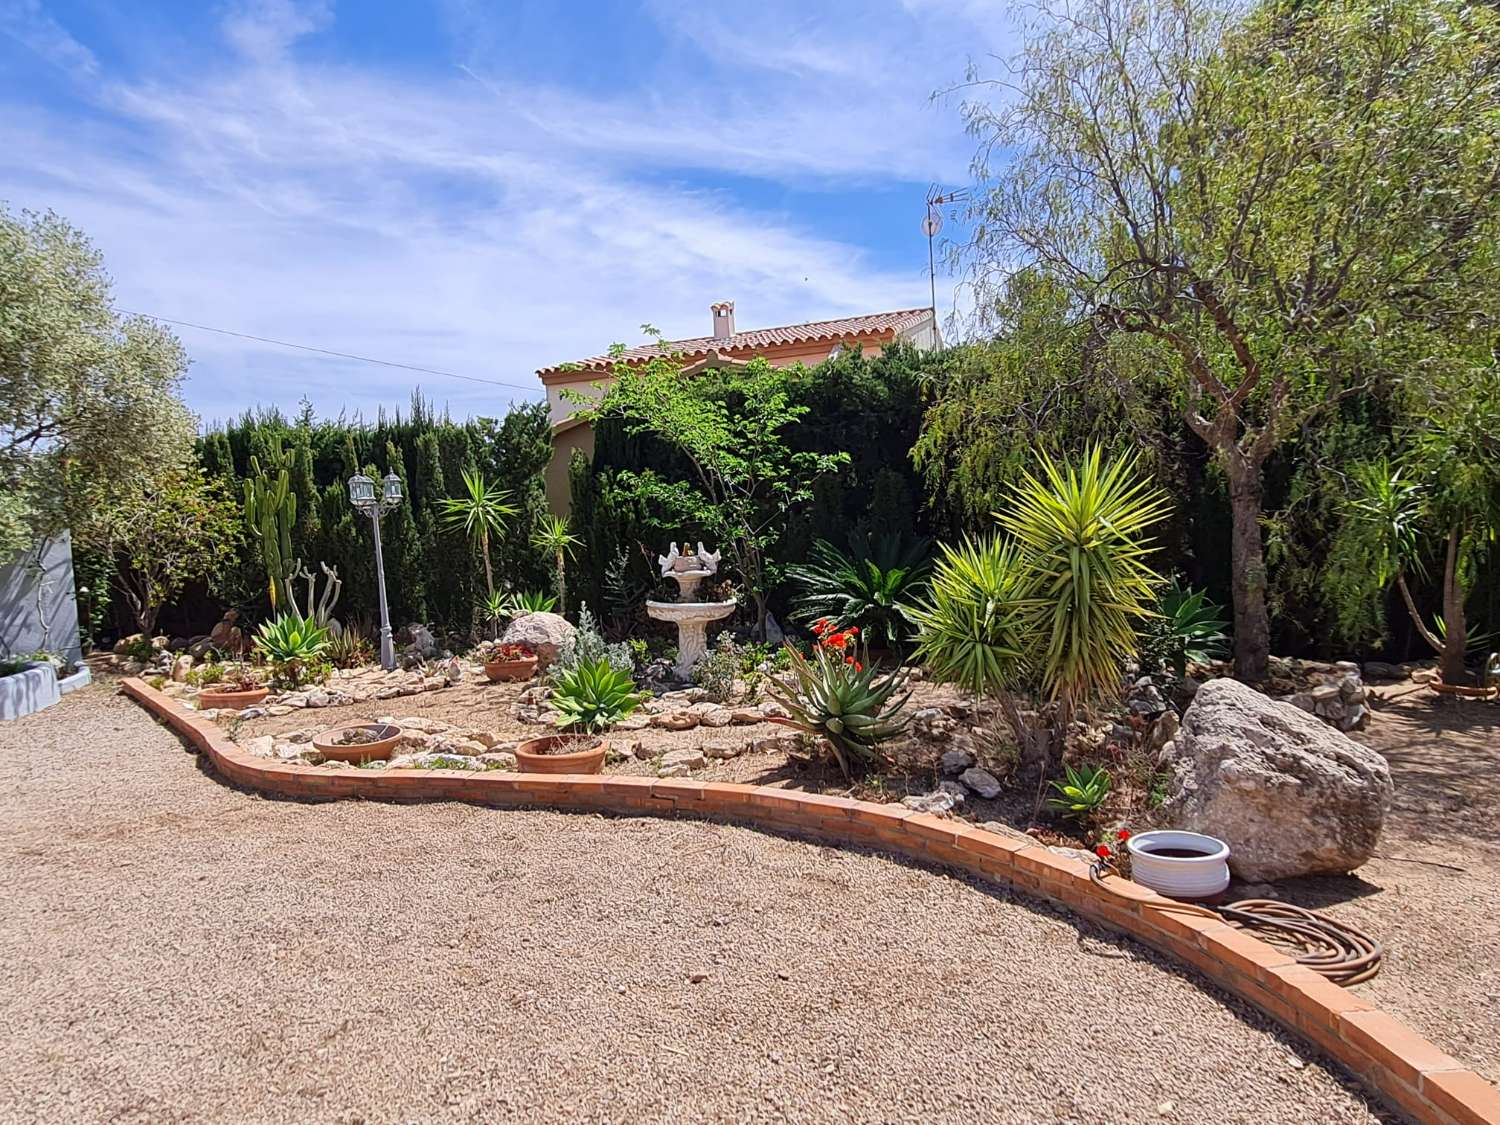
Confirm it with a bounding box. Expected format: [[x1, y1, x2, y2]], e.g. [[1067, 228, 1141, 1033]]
[[1, 207, 196, 560], [584, 350, 848, 638], [953, 0, 1500, 680], [99, 467, 242, 635], [1345, 367, 1500, 684]]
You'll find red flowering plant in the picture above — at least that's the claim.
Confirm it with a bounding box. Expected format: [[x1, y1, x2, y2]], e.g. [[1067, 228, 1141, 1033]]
[[476, 640, 536, 663], [1092, 828, 1133, 878], [811, 617, 864, 671]]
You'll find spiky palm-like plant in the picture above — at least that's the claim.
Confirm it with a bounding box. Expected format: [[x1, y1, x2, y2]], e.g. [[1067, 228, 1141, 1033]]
[[763, 644, 913, 779], [996, 446, 1169, 713], [438, 470, 518, 598], [532, 515, 581, 614], [787, 536, 932, 651]]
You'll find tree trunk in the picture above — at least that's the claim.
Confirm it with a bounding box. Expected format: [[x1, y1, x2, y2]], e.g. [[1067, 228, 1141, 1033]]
[[1439, 525, 1468, 685], [1225, 457, 1271, 683], [480, 534, 494, 598], [555, 555, 567, 617]]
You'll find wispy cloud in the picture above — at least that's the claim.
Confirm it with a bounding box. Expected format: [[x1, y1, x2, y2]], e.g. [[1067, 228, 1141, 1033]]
[[0, 0, 1010, 422], [0, 0, 96, 76]]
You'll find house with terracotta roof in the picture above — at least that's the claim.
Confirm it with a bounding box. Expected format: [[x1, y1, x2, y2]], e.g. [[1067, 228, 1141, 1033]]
[[538, 301, 940, 511]]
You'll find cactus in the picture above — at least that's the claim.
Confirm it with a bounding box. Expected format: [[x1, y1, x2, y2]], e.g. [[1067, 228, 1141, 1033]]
[[243, 448, 298, 611]]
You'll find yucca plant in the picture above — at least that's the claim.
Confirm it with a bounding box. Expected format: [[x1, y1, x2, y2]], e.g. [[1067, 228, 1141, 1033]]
[[513, 589, 558, 614], [787, 536, 932, 651], [532, 515, 581, 614], [1046, 763, 1112, 823], [438, 470, 518, 598], [549, 656, 643, 733], [253, 612, 331, 689], [763, 643, 913, 779], [996, 445, 1169, 714]]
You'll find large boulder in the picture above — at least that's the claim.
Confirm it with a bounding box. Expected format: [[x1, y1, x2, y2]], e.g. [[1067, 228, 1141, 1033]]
[[1156, 678, 1393, 881], [499, 612, 576, 670]]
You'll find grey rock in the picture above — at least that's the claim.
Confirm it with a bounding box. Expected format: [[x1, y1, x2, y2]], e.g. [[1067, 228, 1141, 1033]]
[[1361, 661, 1405, 682], [959, 767, 1002, 799], [704, 741, 741, 760], [1156, 678, 1393, 881], [940, 748, 976, 775], [241, 735, 275, 757], [500, 612, 576, 670], [661, 748, 707, 772]]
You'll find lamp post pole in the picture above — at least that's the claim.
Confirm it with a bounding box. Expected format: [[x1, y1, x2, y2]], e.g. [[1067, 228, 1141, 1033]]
[[349, 472, 404, 671]]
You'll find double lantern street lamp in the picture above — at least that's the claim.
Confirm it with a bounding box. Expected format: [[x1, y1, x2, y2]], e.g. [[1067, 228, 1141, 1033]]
[[348, 472, 403, 670]]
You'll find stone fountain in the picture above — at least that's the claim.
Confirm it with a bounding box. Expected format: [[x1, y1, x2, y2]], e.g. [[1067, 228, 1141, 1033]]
[[646, 542, 737, 680]]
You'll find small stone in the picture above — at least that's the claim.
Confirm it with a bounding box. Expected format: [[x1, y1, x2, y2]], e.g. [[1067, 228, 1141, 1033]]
[[939, 748, 976, 775], [751, 734, 799, 754], [656, 762, 690, 778], [170, 655, 194, 683], [689, 970, 709, 984], [653, 712, 699, 731], [698, 707, 734, 728], [479, 752, 517, 769], [703, 741, 741, 760], [959, 767, 1002, 799], [758, 701, 790, 720], [730, 708, 763, 725], [661, 748, 707, 771], [629, 741, 652, 760], [241, 735, 275, 757], [614, 715, 651, 730]]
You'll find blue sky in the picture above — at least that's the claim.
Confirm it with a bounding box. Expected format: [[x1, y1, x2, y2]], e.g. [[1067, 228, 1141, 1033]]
[[1, 0, 1011, 424]]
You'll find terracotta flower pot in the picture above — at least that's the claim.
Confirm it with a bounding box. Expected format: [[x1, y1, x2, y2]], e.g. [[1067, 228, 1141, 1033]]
[[484, 655, 538, 683], [312, 722, 402, 764], [514, 734, 607, 774], [197, 686, 269, 711]]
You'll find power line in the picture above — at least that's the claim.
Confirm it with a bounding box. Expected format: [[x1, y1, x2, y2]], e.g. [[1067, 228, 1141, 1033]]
[[115, 309, 542, 395]]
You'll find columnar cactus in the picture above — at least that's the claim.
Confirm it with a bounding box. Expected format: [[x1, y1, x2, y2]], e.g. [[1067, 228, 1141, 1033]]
[[244, 452, 298, 611]]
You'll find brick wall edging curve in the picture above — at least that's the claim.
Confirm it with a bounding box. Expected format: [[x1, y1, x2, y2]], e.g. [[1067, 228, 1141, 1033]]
[[121, 677, 1500, 1125]]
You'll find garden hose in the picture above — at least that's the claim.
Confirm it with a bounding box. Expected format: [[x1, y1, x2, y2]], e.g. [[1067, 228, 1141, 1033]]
[[1089, 863, 1383, 986]]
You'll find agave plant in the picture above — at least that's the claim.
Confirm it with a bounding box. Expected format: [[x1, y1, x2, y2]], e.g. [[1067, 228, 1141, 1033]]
[[253, 612, 331, 689], [787, 536, 932, 651], [763, 643, 913, 778], [1046, 763, 1111, 823], [549, 656, 644, 733], [326, 629, 374, 670], [997, 445, 1169, 713]]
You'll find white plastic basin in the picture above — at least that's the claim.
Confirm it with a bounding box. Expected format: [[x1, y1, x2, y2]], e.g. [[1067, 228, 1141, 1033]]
[[1126, 830, 1231, 900]]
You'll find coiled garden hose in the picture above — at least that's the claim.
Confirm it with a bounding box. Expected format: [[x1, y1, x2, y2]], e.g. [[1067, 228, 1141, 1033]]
[[1090, 863, 1383, 986]]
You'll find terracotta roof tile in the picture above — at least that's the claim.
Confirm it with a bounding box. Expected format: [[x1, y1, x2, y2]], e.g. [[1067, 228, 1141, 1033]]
[[538, 308, 932, 378]]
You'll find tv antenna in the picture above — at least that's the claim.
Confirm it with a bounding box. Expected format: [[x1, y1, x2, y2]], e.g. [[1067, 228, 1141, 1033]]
[[923, 185, 968, 314]]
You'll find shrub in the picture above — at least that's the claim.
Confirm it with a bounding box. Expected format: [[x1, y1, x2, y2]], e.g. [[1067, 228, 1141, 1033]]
[[552, 604, 633, 680], [253, 612, 331, 690], [326, 630, 374, 670], [787, 536, 931, 651], [763, 642, 913, 778], [549, 657, 644, 733], [906, 535, 1032, 698], [692, 632, 738, 701]]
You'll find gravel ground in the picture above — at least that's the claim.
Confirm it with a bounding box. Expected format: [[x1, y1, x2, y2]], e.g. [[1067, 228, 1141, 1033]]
[[0, 686, 1389, 1125], [1284, 684, 1500, 1085]]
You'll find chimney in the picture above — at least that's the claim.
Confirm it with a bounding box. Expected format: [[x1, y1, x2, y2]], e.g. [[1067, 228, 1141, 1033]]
[[710, 300, 735, 341]]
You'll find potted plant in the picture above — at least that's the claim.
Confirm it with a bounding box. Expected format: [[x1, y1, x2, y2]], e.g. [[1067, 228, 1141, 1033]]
[[197, 667, 269, 710], [515, 657, 643, 774], [478, 640, 539, 683], [312, 722, 402, 764]]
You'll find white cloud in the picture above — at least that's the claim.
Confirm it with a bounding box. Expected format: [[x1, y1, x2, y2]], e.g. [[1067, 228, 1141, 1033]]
[[0, 0, 1012, 422], [0, 0, 96, 75]]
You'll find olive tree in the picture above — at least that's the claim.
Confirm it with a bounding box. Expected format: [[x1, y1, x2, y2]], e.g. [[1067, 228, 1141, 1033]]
[[1, 207, 196, 560], [953, 0, 1500, 680]]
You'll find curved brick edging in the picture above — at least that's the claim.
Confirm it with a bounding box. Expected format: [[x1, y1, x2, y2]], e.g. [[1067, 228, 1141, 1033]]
[[122, 677, 1500, 1125]]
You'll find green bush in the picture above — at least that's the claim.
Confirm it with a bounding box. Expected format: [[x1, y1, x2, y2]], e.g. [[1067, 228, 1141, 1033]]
[[1139, 581, 1230, 678], [549, 657, 643, 733], [692, 632, 738, 702]]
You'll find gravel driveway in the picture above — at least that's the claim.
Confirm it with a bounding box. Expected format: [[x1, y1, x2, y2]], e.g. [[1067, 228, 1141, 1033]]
[[0, 686, 1387, 1124]]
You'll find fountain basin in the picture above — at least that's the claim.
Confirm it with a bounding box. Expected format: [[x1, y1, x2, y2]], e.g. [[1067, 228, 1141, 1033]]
[[646, 599, 736, 679]]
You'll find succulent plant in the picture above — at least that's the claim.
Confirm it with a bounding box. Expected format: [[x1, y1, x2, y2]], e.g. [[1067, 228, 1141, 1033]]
[[763, 644, 913, 778]]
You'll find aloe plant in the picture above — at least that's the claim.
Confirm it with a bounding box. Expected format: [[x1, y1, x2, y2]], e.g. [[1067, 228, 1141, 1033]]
[[763, 644, 913, 778]]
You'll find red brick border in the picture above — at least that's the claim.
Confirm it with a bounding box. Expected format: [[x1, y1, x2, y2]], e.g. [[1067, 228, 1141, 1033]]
[[123, 677, 1499, 1125]]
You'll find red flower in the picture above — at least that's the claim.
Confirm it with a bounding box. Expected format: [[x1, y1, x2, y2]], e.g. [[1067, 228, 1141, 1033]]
[[848, 626, 859, 635], [851, 660, 864, 672], [1116, 829, 1132, 842], [1095, 844, 1112, 859]]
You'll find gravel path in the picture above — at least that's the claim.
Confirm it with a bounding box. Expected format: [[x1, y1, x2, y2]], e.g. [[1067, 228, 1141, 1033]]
[[0, 687, 1387, 1124]]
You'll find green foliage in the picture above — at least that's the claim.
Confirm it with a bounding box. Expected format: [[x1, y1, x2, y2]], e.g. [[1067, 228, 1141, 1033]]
[[438, 469, 517, 597], [253, 612, 331, 689], [326, 630, 374, 670], [549, 657, 643, 733], [0, 207, 197, 561], [1047, 763, 1112, 823], [1139, 581, 1231, 678], [763, 642, 913, 778], [552, 605, 633, 680], [787, 536, 931, 651], [531, 514, 580, 613], [911, 448, 1168, 710], [584, 350, 848, 638], [512, 590, 558, 614], [243, 443, 298, 611], [691, 631, 738, 702]]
